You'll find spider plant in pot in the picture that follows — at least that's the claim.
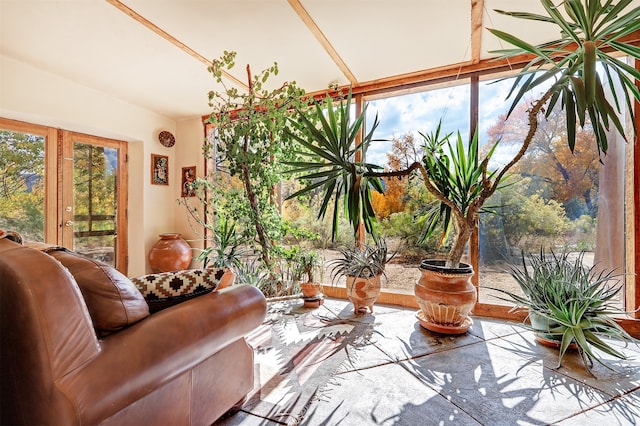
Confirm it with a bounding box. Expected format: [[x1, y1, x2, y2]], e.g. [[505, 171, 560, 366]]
[[286, 0, 640, 333], [487, 250, 638, 376], [328, 239, 392, 314], [196, 218, 245, 289]]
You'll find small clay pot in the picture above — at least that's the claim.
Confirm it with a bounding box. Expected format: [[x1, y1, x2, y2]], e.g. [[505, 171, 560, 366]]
[[300, 282, 322, 298], [346, 274, 381, 314]]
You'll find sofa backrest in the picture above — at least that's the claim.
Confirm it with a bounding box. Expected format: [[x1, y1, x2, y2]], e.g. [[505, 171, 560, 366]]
[[0, 238, 100, 424]]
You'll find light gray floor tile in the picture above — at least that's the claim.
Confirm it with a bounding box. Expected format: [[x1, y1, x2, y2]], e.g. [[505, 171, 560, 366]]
[[401, 339, 613, 425], [305, 362, 481, 426]]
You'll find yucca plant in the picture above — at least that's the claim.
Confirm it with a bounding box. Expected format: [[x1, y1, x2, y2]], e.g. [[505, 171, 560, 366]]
[[195, 218, 245, 270], [488, 0, 640, 154], [286, 90, 384, 241], [488, 250, 637, 376]]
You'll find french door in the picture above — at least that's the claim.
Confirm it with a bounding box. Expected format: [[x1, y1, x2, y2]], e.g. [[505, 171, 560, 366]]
[[60, 131, 128, 271], [0, 118, 128, 273]]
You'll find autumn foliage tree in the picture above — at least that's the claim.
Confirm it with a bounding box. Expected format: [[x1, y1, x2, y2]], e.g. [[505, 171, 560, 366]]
[[371, 133, 425, 219], [487, 102, 599, 218]]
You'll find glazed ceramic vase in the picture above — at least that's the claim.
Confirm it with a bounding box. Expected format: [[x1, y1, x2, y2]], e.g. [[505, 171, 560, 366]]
[[346, 275, 381, 314], [414, 260, 476, 334], [148, 233, 192, 273]]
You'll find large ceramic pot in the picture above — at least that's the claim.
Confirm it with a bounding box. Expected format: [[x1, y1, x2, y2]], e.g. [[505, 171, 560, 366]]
[[414, 260, 476, 334], [148, 233, 192, 273], [346, 274, 381, 314]]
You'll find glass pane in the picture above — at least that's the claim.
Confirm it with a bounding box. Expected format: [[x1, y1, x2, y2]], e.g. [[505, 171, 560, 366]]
[[478, 74, 626, 310], [73, 142, 118, 265], [0, 129, 45, 241], [362, 83, 471, 292]]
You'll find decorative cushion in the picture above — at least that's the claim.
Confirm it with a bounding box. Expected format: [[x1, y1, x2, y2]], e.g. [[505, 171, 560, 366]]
[[48, 249, 150, 334], [0, 230, 23, 244], [131, 269, 224, 313]]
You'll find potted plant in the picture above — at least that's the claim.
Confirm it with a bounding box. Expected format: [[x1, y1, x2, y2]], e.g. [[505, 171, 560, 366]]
[[328, 239, 391, 314], [487, 249, 638, 376], [196, 218, 245, 289], [286, 0, 640, 333], [297, 250, 323, 299]]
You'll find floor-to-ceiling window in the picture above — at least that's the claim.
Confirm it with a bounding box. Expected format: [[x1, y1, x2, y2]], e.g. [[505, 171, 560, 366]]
[[351, 61, 636, 324]]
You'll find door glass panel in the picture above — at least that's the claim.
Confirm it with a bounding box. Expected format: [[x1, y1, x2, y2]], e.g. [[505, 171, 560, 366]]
[[73, 141, 118, 265], [0, 129, 45, 241]]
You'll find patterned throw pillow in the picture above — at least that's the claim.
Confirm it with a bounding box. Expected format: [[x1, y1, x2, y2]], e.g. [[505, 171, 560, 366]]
[[131, 268, 224, 313]]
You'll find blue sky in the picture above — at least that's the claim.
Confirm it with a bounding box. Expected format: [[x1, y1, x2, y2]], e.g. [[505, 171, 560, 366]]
[[362, 77, 523, 167]]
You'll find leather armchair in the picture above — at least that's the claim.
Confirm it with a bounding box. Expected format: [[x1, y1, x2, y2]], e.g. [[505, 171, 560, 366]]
[[0, 238, 266, 425]]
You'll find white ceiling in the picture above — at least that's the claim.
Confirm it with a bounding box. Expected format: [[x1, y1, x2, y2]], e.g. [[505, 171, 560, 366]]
[[0, 0, 617, 122]]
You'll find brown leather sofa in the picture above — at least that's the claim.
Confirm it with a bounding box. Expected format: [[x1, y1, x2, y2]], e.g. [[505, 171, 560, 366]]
[[0, 237, 267, 425]]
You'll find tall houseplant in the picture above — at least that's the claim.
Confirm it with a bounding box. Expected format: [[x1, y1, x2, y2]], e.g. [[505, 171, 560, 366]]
[[200, 51, 307, 274], [287, 0, 640, 332]]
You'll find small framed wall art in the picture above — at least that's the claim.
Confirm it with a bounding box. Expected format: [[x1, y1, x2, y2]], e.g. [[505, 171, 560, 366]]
[[181, 166, 196, 197], [151, 154, 169, 185]]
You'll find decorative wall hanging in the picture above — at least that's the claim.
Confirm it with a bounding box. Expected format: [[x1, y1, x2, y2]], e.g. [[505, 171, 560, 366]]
[[158, 131, 175, 147], [151, 154, 169, 185], [181, 166, 196, 197]]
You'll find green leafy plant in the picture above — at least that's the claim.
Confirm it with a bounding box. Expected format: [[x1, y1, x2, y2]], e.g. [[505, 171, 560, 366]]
[[236, 259, 270, 288], [195, 218, 245, 270], [297, 250, 321, 283], [203, 51, 307, 273], [286, 90, 384, 241], [328, 239, 392, 285], [488, 0, 640, 154], [488, 249, 637, 376]]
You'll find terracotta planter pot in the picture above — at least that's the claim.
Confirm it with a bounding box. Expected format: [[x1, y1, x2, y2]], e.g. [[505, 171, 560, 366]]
[[346, 274, 381, 314], [217, 268, 236, 289], [414, 260, 476, 334], [148, 233, 192, 273], [300, 282, 322, 298]]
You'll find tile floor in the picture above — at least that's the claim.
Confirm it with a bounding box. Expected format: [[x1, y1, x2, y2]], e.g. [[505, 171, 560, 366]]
[[216, 298, 640, 426]]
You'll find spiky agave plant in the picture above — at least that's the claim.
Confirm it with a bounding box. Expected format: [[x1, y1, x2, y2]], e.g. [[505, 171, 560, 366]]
[[488, 249, 638, 376], [328, 239, 391, 286]]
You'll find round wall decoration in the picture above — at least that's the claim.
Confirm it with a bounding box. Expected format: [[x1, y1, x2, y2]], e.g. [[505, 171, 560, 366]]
[[158, 131, 175, 147]]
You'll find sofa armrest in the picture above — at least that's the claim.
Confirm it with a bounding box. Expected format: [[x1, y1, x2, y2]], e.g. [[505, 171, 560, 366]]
[[58, 285, 267, 424]]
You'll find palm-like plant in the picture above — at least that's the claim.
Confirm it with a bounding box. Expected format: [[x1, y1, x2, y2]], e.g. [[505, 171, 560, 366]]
[[488, 250, 637, 376], [196, 218, 245, 270], [286, 91, 384, 240], [488, 0, 640, 154]]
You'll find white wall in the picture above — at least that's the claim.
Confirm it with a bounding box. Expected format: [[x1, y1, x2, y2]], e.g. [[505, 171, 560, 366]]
[[174, 117, 208, 267], [0, 54, 204, 276]]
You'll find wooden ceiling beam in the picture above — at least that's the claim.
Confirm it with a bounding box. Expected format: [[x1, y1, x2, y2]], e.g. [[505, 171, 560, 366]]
[[471, 0, 485, 64], [307, 31, 640, 100], [106, 0, 249, 91], [287, 0, 358, 85]]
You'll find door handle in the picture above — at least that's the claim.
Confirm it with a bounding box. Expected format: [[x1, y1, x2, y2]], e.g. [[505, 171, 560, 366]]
[[65, 221, 74, 227]]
